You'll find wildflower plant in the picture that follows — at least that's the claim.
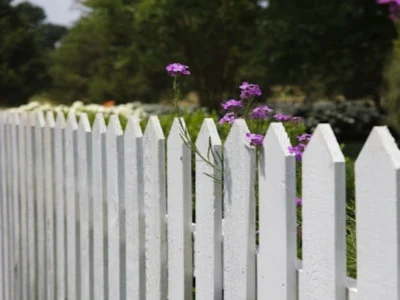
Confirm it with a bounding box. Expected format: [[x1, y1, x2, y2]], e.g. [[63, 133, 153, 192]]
[[166, 62, 311, 207]]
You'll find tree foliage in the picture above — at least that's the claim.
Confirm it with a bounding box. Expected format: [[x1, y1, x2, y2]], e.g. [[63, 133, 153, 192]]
[[0, 1, 67, 106]]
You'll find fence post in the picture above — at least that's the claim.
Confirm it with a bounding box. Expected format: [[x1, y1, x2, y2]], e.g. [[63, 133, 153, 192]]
[[355, 126, 400, 299]]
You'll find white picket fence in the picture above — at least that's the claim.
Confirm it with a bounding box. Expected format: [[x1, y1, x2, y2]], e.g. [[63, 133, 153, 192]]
[[0, 111, 399, 300]]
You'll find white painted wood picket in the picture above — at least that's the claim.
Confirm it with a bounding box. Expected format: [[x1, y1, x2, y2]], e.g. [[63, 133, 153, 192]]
[[0, 112, 400, 300]]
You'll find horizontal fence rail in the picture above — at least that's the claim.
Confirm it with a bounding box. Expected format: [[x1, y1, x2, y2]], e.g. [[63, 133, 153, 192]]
[[0, 111, 399, 300]]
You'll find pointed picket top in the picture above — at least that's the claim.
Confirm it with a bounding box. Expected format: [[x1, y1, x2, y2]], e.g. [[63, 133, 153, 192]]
[[258, 122, 297, 300], [125, 115, 143, 137], [107, 115, 123, 136], [93, 113, 106, 133], [33, 111, 46, 128], [45, 111, 55, 128], [55, 111, 66, 128], [355, 126, 400, 300], [144, 116, 164, 140], [304, 123, 344, 163], [19, 111, 27, 126], [66, 111, 78, 130], [225, 118, 251, 147], [223, 118, 256, 300], [78, 113, 91, 133], [300, 123, 346, 300], [356, 126, 400, 169], [263, 122, 292, 155], [168, 117, 189, 145], [195, 118, 221, 151]]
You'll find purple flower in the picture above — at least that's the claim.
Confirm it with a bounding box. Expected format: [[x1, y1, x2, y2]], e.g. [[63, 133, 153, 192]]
[[274, 113, 291, 122], [288, 143, 306, 161], [221, 99, 243, 110], [166, 63, 191, 76], [291, 116, 302, 123], [296, 197, 302, 206], [219, 112, 236, 124], [297, 133, 312, 142], [249, 105, 273, 119], [239, 82, 262, 99], [246, 133, 264, 146]]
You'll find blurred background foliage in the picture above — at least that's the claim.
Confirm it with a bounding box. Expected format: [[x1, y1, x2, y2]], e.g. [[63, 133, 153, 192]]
[[1, 0, 400, 141]]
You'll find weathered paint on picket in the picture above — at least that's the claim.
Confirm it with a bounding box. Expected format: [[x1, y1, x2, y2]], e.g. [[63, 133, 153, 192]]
[[65, 112, 79, 299], [258, 122, 297, 300], [355, 127, 400, 300], [18, 112, 28, 300], [194, 118, 223, 300], [143, 116, 167, 299], [223, 119, 256, 300], [300, 124, 346, 300], [78, 113, 92, 300], [44, 111, 56, 300], [55, 112, 66, 300], [124, 116, 145, 300], [167, 118, 193, 300], [92, 113, 107, 300], [106, 115, 123, 299]]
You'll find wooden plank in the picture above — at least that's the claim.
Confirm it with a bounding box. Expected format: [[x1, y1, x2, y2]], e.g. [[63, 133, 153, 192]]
[[223, 119, 256, 300], [5, 113, 15, 300], [34, 111, 46, 300], [78, 114, 92, 300], [258, 123, 297, 300], [300, 124, 346, 300], [44, 112, 56, 300], [0, 113, 10, 300], [194, 118, 223, 300], [143, 116, 167, 299], [124, 116, 145, 300], [167, 118, 193, 300], [0, 113, 4, 300], [11, 113, 21, 299], [355, 126, 400, 299], [18, 112, 28, 300], [92, 113, 107, 300], [26, 113, 37, 298], [106, 115, 123, 300], [55, 112, 67, 300], [65, 112, 79, 299]]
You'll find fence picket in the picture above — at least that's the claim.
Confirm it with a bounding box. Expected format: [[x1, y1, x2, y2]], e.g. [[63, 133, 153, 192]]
[[144, 116, 167, 299], [92, 113, 107, 300], [106, 115, 124, 300], [44, 112, 56, 300], [18, 112, 28, 300], [167, 118, 193, 300], [124, 116, 145, 300], [258, 123, 297, 300], [6, 114, 15, 300], [223, 119, 256, 300], [355, 127, 400, 299], [65, 112, 79, 299], [26, 113, 37, 298], [0, 113, 10, 300], [34, 112, 47, 300], [300, 124, 346, 300], [78, 114, 92, 300], [55, 112, 67, 300], [194, 118, 223, 300], [11, 113, 21, 299]]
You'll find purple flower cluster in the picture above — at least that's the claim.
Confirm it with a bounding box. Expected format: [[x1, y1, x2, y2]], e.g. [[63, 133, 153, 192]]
[[219, 112, 236, 125], [249, 105, 273, 119], [273, 113, 302, 123], [246, 133, 264, 146], [166, 63, 191, 76], [377, 0, 400, 20], [288, 133, 312, 161], [221, 99, 243, 110], [239, 82, 262, 99]]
